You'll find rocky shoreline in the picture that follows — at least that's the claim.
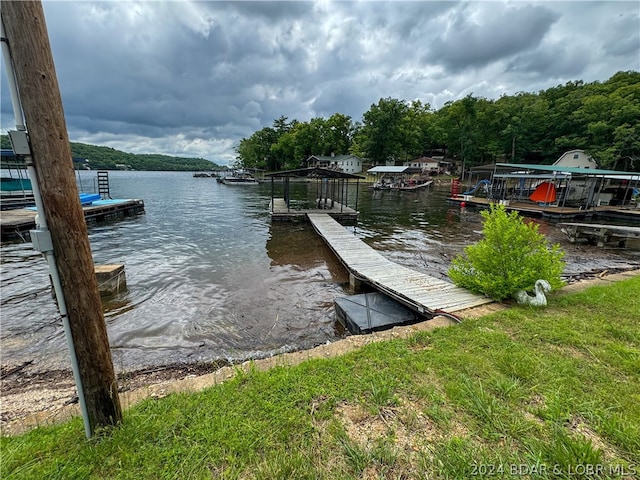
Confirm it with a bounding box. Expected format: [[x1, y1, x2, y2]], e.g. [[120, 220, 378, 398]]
[[2, 268, 639, 436]]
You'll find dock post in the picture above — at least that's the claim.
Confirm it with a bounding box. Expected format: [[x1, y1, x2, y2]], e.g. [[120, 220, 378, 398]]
[[95, 264, 127, 297], [349, 273, 364, 293]]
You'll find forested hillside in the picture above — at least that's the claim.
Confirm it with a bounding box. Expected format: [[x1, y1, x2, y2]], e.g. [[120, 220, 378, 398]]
[[0, 136, 221, 171], [236, 71, 640, 172]]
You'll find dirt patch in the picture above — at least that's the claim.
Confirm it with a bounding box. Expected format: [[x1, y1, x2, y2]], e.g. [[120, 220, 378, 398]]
[[567, 414, 621, 462], [2, 269, 638, 436]]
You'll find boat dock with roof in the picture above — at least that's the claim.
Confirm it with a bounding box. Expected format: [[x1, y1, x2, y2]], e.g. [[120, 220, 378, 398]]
[[450, 161, 640, 223], [267, 167, 362, 223]]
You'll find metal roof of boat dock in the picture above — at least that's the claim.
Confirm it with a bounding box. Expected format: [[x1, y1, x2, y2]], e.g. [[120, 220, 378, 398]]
[[495, 163, 639, 179], [266, 167, 364, 179], [367, 166, 421, 174]]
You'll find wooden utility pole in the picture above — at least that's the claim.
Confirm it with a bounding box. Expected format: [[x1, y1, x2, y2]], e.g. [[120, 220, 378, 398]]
[[2, 1, 122, 435]]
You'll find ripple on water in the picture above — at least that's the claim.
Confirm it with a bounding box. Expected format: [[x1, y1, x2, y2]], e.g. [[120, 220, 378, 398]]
[[2, 173, 638, 372]]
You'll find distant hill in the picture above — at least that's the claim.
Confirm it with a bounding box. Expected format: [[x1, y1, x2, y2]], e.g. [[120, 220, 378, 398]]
[[0, 135, 223, 171]]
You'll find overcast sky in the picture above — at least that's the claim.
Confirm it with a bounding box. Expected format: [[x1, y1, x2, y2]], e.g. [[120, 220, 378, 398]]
[[1, 1, 638, 165]]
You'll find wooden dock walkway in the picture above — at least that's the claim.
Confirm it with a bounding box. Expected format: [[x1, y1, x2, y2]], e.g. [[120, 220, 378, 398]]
[[307, 213, 492, 314]]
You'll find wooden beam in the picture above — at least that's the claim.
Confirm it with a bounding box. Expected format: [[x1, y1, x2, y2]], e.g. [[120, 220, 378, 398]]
[[2, 1, 122, 435]]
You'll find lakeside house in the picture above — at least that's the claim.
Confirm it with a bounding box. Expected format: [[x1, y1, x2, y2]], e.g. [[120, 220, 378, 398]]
[[306, 154, 363, 174], [552, 149, 599, 169], [404, 156, 455, 175]]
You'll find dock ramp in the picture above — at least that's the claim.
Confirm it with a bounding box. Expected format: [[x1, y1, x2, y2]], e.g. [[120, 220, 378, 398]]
[[308, 213, 492, 314]]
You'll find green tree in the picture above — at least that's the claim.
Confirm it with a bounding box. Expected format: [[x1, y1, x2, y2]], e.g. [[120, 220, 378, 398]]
[[294, 119, 324, 162], [357, 97, 410, 165], [435, 95, 480, 174], [324, 113, 355, 156], [403, 100, 434, 159], [494, 93, 549, 163], [448, 205, 565, 301], [235, 127, 278, 169], [612, 123, 640, 170], [270, 130, 298, 170]]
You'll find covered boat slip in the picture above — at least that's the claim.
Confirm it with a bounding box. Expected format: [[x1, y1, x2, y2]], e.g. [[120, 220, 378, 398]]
[[1, 148, 34, 209], [368, 165, 433, 190], [491, 163, 639, 207], [455, 163, 640, 221], [270, 198, 358, 222], [307, 213, 493, 316], [267, 167, 362, 223], [1, 148, 94, 210]]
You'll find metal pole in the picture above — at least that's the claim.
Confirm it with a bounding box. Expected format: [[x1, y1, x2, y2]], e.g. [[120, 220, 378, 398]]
[[0, 21, 25, 131], [270, 176, 274, 212], [355, 179, 360, 213]]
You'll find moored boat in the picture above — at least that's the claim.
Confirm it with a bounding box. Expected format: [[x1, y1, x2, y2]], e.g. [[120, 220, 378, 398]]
[[220, 170, 259, 185]]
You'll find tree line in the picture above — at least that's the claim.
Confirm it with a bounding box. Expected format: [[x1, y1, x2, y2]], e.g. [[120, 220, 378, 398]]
[[236, 71, 640, 172], [0, 136, 221, 172]]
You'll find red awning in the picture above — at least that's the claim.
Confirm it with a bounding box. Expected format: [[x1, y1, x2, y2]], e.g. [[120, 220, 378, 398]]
[[529, 182, 557, 203]]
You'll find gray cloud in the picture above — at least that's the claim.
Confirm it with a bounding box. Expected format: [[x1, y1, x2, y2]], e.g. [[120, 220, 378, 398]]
[[603, 12, 640, 57], [506, 41, 592, 80], [424, 3, 559, 72], [0, 0, 636, 165]]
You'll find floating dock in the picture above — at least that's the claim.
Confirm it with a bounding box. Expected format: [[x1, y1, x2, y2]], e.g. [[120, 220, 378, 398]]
[[307, 213, 492, 315], [451, 195, 589, 219], [449, 195, 640, 223], [0, 199, 145, 240], [560, 222, 640, 248]]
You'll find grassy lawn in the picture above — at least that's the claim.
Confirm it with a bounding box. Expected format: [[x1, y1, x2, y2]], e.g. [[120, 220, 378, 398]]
[[2, 275, 639, 479]]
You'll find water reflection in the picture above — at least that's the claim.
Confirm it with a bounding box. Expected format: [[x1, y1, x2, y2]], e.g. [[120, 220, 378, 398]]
[[266, 223, 350, 281]]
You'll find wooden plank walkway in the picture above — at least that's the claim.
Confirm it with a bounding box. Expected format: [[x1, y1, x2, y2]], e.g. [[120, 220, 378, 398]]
[[307, 213, 493, 314]]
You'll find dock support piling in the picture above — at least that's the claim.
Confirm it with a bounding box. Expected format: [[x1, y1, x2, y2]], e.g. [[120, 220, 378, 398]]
[[349, 273, 364, 293]]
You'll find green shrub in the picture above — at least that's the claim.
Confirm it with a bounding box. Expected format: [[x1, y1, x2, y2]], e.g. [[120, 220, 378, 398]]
[[448, 204, 565, 301]]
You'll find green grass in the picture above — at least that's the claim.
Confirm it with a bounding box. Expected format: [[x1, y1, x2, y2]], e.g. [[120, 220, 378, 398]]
[[2, 276, 639, 479]]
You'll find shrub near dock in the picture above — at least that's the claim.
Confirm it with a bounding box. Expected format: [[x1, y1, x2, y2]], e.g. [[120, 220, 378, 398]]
[[448, 204, 565, 301]]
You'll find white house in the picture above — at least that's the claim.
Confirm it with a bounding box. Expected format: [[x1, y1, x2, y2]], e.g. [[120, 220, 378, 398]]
[[404, 156, 440, 172], [553, 150, 598, 169], [307, 154, 363, 174]]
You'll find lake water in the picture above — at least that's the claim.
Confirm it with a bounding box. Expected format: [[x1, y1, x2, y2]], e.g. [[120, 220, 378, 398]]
[[1, 171, 638, 373]]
